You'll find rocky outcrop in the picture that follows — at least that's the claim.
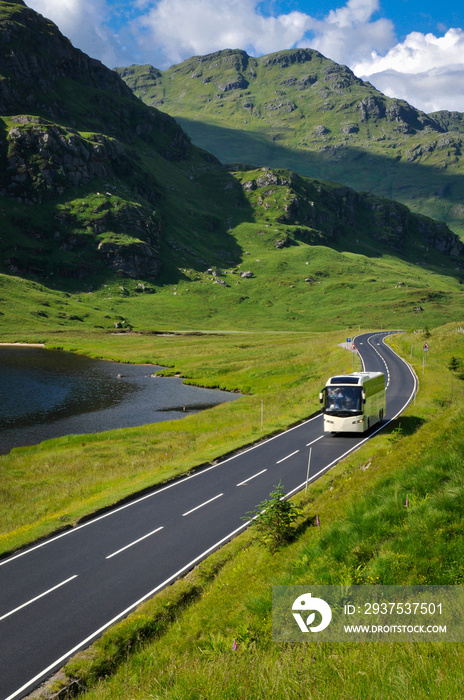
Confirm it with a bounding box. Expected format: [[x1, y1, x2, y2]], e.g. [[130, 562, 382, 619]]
[[358, 95, 387, 121], [237, 167, 464, 261], [97, 240, 160, 279], [263, 49, 323, 68], [197, 48, 250, 72], [218, 76, 249, 92], [429, 111, 464, 134], [365, 196, 464, 256], [357, 95, 439, 133], [1, 118, 134, 202], [384, 100, 438, 133], [417, 218, 464, 256]]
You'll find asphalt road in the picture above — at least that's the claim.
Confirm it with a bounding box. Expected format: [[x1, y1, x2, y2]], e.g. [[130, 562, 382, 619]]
[[0, 331, 417, 700]]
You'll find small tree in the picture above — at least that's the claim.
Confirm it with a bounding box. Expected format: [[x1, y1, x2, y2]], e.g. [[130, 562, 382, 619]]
[[448, 356, 463, 372], [244, 482, 301, 552]]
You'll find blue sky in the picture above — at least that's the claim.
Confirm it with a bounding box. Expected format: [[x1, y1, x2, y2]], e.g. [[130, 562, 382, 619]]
[[255, 0, 457, 39], [26, 0, 464, 112]]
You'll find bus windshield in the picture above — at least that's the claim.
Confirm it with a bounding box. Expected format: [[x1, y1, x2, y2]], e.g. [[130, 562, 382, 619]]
[[324, 386, 362, 415]]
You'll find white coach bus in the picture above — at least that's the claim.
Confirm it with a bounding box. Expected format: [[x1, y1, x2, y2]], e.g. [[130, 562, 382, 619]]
[[319, 372, 386, 433]]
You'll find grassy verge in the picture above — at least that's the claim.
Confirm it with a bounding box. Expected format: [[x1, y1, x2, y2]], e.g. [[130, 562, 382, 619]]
[[28, 323, 464, 700]]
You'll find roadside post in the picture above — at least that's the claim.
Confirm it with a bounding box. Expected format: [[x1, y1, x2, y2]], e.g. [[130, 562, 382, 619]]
[[305, 447, 312, 493], [423, 342, 429, 373]]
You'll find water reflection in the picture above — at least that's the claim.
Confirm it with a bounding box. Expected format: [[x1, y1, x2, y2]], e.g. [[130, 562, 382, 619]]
[[0, 347, 240, 454]]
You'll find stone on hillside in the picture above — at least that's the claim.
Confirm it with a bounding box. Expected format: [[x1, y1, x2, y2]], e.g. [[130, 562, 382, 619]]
[[342, 123, 359, 134], [242, 179, 257, 191], [218, 76, 249, 92], [256, 171, 280, 188], [274, 237, 290, 248]]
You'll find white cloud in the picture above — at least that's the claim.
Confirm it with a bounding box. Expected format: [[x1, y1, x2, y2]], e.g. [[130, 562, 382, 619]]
[[327, 0, 379, 26], [353, 28, 464, 111], [134, 0, 316, 66], [308, 16, 395, 66], [353, 27, 464, 74], [358, 66, 464, 113], [132, 0, 397, 68]]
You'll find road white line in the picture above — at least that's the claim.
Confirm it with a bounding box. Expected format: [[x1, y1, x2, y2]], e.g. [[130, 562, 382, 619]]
[[3, 520, 252, 700], [0, 575, 78, 623], [182, 493, 223, 517], [276, 450, 299, 464], [236, 469, 267, 486], [106, 527, 164, 559], [0, 414, 324, 569], [306, 435, 324, 448], [366, 333, 391, 387]]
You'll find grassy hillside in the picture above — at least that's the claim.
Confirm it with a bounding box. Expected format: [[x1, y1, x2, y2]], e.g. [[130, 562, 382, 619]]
[[2, 165, 464, 336], [116, 49, 464, 238]]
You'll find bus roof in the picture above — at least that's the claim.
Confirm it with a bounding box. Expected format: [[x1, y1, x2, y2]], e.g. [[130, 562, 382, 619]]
[[327, 372, 384, 386]]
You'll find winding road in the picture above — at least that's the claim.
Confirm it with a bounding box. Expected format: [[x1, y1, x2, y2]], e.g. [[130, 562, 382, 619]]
[[0, 331, 417, 700]]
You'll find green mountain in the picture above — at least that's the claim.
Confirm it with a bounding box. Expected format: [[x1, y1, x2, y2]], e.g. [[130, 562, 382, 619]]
[[0, 2, 463, 335], [116, 49, 464, 238], [0, 0, 232, 286]]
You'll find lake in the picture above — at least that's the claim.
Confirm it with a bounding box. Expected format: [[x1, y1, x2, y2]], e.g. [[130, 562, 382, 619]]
[[0, 346, 240, 455]]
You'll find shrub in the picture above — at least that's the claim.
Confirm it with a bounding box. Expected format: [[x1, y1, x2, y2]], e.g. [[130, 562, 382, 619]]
[[244, 481, 301, 552]]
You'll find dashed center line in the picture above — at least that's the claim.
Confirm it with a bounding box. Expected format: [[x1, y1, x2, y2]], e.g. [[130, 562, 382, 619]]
[[276, 450, 299, 464], [306, 435, 324, 448], [106, 526, 164, 559], [182, 493, 223, 517], [0, 575, 78, 622], [236, 469, 267, 486]]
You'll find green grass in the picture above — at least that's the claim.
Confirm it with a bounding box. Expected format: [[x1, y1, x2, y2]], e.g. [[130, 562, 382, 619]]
[[29, 322, 464, 700]]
